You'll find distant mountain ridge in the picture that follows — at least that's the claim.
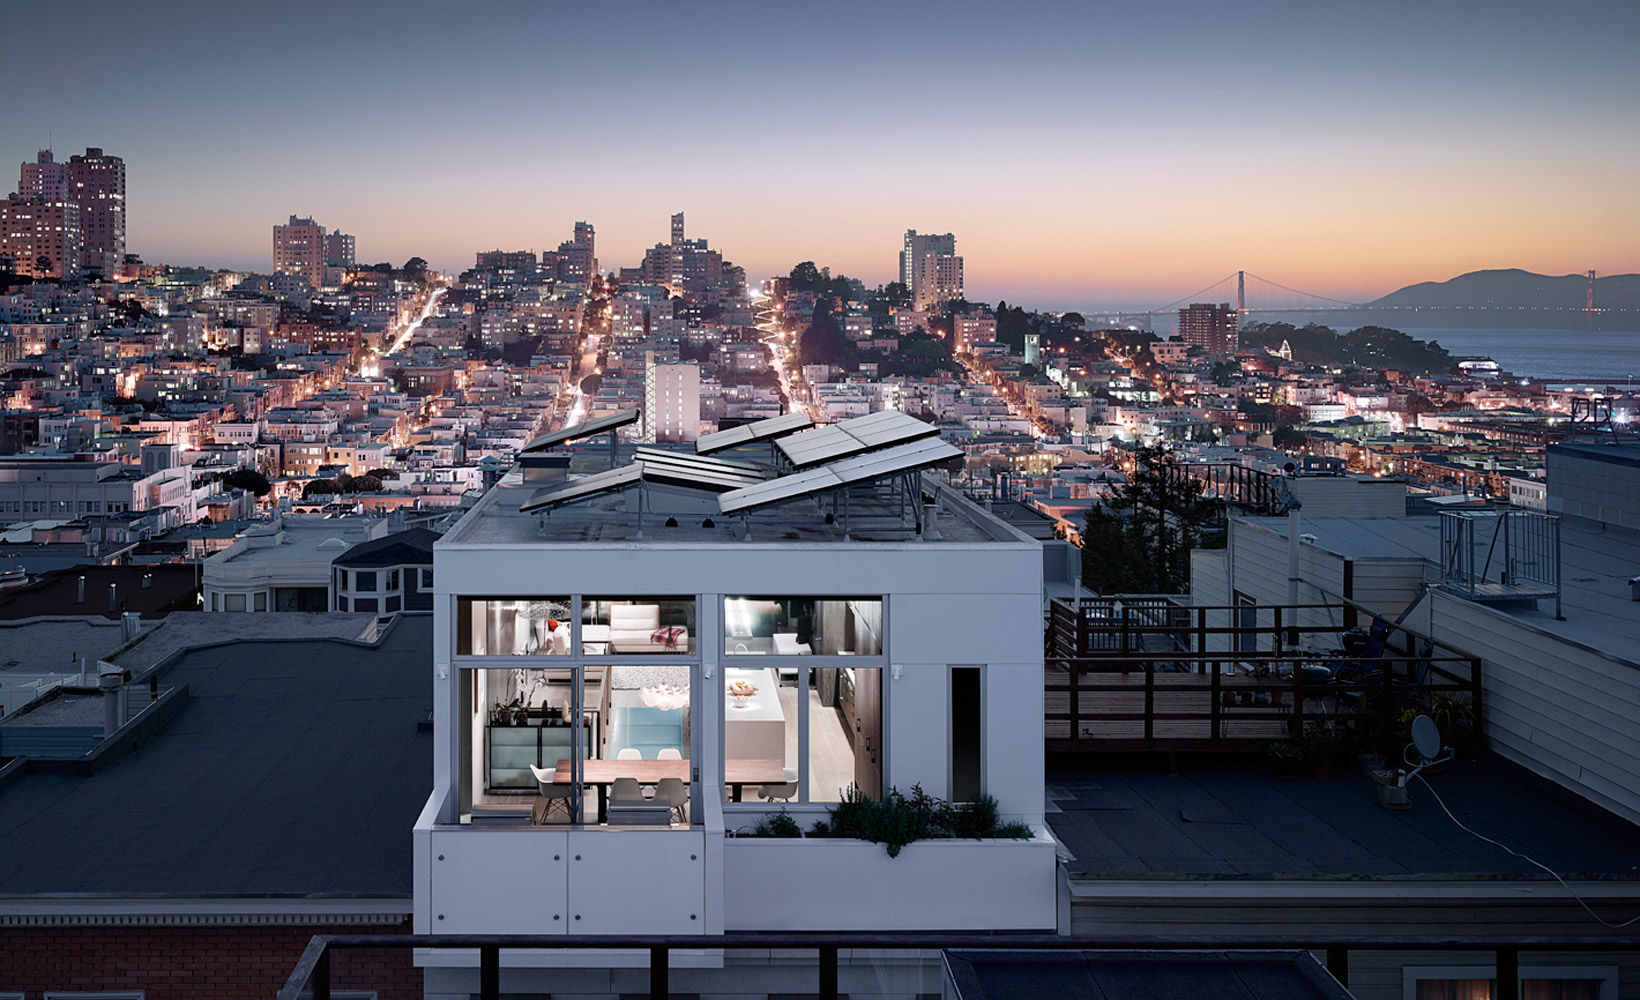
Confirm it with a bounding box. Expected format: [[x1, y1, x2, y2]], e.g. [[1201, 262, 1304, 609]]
[[1370, 268, 1640, 311]]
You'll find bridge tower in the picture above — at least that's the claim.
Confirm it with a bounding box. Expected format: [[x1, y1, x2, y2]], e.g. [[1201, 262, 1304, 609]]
[[1586, 269, 1597, 328], [1237, 270, 1246, 318]]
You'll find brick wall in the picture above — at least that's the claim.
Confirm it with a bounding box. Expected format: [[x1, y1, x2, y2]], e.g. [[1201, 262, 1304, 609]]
[[0, 920, 420, 999]]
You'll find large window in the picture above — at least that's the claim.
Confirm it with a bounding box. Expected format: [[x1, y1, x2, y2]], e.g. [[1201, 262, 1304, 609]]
[[1407, 967, 1615, 1000], [582, 597, 695, 655], [722, 597, 883, 656], [458, 597, 573, 656], [724, 664, 882, 805]]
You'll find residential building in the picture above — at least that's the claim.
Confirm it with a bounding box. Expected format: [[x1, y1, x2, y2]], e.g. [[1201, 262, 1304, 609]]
[[324, 230, 356, 267], [331, 526, 439, 613], [415, 412, 1055, 996], [0, 196, 82, 279], [273, 214, 327, 288], [1178, 301, 1238, 355], [202, 514, 389, 612], [915, 252, 965, 311], [645, 357, 701, 443], [899, 229, 955, 289], [65, 146, 125, 275]]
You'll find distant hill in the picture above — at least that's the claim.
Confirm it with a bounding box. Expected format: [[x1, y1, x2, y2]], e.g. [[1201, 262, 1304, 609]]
[[1370, 268, 1640, 311]]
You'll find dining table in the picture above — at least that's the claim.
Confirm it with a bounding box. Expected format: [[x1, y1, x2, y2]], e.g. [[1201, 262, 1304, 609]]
[[553, 757, 787, 822]]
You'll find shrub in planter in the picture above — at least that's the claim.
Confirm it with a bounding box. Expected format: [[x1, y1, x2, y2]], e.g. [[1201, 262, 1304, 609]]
[[808, 783, 1031, 858], [738, 811, 803, 838]]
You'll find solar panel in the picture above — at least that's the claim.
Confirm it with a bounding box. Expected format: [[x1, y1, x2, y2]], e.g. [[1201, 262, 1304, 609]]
[[773, 410, 939, 469], [719, 436, 962, 515], [640, 463, 759, 493], [520, 409, 640, 453], [718, 466, 844, 514], [695, 412, 813, 454], [633, 447, 763, 477], [520, 464, 642, 511]]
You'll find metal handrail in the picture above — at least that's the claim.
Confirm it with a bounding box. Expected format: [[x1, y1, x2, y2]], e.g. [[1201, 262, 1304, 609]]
[[278, 931, 1640, 1000]]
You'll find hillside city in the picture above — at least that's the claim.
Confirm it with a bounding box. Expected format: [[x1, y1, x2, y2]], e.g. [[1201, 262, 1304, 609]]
[[4, 145, 1640, 1000]]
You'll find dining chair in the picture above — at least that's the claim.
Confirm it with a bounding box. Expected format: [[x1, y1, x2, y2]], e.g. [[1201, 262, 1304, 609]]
[[657, 777, 688, 823], [758, 767, 798, 803], [657, 748, 682, 760], [617, 747, 643, 760], [610, 777, 644, 803], [528, 764, 572, 824]]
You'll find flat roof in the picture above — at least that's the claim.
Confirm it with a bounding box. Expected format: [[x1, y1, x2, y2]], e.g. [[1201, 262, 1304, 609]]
[[1047, 754, 1640, 881], [0, 618, 431, 897], [445, 442, 1033, 547]]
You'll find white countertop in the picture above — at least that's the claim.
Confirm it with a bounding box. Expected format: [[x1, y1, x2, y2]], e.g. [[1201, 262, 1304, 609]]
[[724, 667, 785, 724]]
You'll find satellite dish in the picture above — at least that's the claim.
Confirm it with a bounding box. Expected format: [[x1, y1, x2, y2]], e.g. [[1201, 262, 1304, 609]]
[[1283, 461, 1296, 475], [1411, 714, 1442, 761]]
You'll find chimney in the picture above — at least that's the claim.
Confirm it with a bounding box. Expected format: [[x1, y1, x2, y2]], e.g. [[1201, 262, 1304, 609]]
[[141, 573, 153, 589], [99, 667, 124, 737], [122, 611, 141, 643], [77, 575, 86, 603]]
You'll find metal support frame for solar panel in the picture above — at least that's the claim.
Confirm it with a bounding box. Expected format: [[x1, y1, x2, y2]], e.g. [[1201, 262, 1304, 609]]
[[694, 412, 813, 455], [520, 408, 640, 467]]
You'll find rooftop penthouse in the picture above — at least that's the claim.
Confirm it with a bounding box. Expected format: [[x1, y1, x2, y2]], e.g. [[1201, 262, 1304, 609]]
[[420, 410, 1055, 995]]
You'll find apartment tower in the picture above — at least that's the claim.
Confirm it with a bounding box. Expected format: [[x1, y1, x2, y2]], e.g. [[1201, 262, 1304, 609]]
[[1177, 302, 1238, 355]]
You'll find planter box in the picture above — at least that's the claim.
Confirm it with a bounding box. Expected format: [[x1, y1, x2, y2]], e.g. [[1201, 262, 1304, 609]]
[[722, 829, 1057, 931]]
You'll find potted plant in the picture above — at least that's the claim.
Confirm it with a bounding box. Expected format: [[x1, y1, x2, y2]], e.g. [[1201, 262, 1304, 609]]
[[1267, 740, 1304, 780], [1302, 723, 1342, 779], [1427, 691, 1475, 749]]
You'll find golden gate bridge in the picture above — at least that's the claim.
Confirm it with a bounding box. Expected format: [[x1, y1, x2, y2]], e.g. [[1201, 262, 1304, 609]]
[[1093, 269, 1631, 330]]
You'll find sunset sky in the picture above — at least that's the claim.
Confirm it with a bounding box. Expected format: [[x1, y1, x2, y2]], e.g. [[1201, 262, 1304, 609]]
[[6, 0, 1637, 310]]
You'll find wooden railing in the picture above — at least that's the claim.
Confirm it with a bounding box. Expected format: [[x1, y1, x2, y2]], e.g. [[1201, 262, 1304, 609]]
[[1044, 598, 1484, 754]]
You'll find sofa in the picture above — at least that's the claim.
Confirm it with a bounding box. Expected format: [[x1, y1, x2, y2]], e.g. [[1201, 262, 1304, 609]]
[[607, 604, 691, 654]]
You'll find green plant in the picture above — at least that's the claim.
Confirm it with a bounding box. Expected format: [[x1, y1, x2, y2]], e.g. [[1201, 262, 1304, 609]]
[[809, 784, 1031, 858], [1267, 741, 1305, 763], [741, 811, 802, 838], [1300, 722, 1343, 766], [1427, 691, 1474, 735]]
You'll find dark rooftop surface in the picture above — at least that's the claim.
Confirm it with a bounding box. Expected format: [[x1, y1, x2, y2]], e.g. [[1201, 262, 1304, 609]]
[[945, 950, 1352, 1000], [332, 526, 439, 568], [0, 563, 200, 620], [1047, 754, 1640, 881], [0, 617, 431, 897]]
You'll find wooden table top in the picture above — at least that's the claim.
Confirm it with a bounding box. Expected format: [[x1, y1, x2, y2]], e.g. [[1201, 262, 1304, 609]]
[[553, 758, 786, 785]]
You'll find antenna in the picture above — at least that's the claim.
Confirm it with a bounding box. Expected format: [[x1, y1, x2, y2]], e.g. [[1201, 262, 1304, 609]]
[[1377, 713, 1453, 809]]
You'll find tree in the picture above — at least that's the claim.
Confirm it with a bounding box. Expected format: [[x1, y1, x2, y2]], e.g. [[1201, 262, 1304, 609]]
[[1080, 447, 1219, 595], [1062, 312, 1086, 329], [339, 474, 383, 493], [302, 478, 340, 498], [222, 468, 271, 497], [35, 254, 52, 276], [788, 261, 824, 291]]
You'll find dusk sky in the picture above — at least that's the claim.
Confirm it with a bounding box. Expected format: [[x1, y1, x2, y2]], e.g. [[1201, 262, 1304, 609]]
[[7, 0, 1637, 310]]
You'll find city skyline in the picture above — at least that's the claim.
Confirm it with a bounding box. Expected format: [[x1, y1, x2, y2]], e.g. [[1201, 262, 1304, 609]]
[[6, 0, 1638, 310]]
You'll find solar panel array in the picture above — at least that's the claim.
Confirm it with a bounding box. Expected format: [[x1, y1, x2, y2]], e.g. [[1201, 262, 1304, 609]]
[[694, 412, 813, 455], [774, 409, 938, 469], [519, 452, 766, 513], [718, 436, 962, 515], [520, 409, 640, 454]]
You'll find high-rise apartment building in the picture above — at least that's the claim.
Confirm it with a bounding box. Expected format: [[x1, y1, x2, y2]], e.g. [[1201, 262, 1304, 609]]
[[901, 229, 963, 310], [1178, 302, 1238, 355], [65, 148, 125, 276], [554, 221, 596, 287], [323, 231, 355, 267], [671, 211, 685, 246], [645, 355, 701, 442], [0, 197, 82, 279], [273, 215, 327, 288], [3, 148, 125, 278]]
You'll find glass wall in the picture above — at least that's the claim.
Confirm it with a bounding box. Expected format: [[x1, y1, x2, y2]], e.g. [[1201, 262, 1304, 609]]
[[722, 664, 882, 805], [582, 597, 696, 655], [722, 597, 883, 656], [809, 666, 882, 802], [457, 597, 573, 656], [465, 666, 591, 823], [723, 665, 799, 806]]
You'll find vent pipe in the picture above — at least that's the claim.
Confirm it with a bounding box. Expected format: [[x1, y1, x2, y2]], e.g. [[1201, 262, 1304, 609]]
[[122, 611, 141, 643], [108, 582, 118, 613], [77, 575, 86, 603], [99, 667, 124, 737]]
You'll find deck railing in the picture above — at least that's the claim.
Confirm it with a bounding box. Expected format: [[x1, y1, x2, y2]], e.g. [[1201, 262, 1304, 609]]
[[1045, 598, 1483, 753]]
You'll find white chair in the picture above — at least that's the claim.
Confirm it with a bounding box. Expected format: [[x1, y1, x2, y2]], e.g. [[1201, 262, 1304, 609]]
[[656, 748, 682, 760], [528, 764, 573, 824], [758, 767, 798, 803], [617, 748, 643, 760], [656, 777, 688, 823]]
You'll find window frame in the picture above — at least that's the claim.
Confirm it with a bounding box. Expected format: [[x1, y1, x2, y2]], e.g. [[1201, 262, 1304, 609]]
[[1402, 964, 1618, 1000]]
